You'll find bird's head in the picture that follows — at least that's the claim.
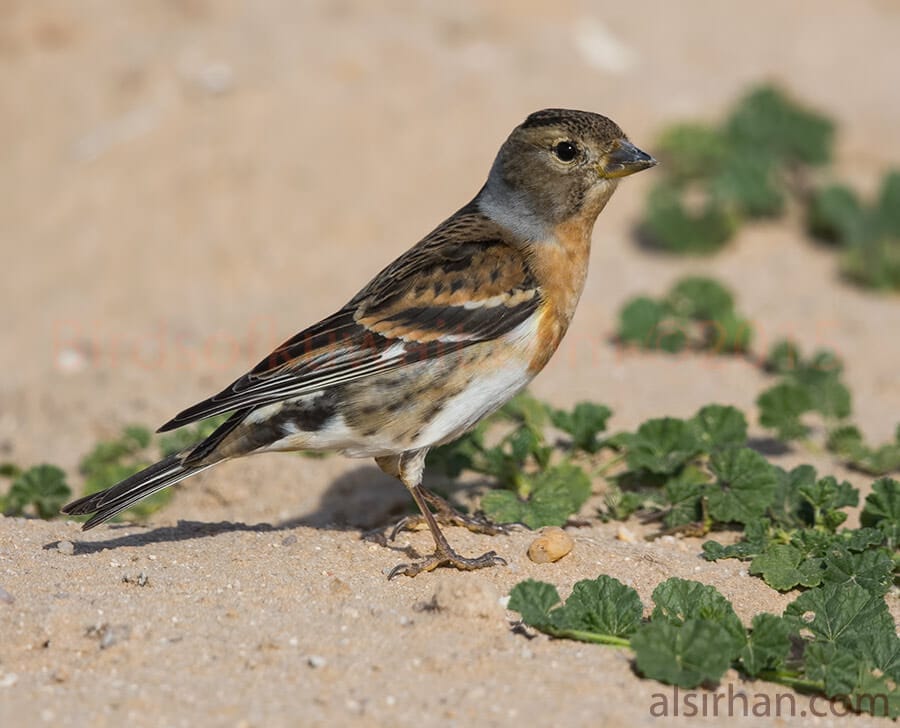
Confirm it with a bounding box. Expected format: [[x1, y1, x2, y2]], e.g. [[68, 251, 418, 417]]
[[480, 108, 656, 240]]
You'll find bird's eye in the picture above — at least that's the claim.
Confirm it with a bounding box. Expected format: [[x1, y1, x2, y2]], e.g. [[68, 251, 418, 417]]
[[552, 140, 579, 162]]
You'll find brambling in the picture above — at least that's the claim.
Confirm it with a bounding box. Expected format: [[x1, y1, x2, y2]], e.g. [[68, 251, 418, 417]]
[[63, 109, 656, 577]]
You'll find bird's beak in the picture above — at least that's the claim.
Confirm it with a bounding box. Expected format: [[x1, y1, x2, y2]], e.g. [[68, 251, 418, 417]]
[[602, 139, 657, 178]]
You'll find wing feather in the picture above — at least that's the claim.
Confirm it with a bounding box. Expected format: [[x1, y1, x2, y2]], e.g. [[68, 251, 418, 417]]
[[158, 209, 540, 432]]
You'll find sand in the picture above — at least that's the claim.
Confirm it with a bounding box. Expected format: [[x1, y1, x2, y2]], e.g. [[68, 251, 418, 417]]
[[2, 1, 899, 726]]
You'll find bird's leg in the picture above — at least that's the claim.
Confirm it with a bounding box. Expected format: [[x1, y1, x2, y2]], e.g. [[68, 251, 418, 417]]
[[389, 487, 508, 540], [383, 450, 506, 579], [388, 484, 506, 579]]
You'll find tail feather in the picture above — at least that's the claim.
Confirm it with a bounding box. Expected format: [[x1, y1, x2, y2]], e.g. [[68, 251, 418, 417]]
[[61, 454, 214, 530]]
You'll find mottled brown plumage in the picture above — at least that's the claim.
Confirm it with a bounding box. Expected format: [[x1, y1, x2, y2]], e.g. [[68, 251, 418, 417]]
[[63, 109, 656, 578]]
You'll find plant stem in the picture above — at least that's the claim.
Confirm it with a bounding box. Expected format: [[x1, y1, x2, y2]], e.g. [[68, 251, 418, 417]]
[[593, 453, 626, 477], [754, 669, 823, 693], [547, 627, 631, 648]]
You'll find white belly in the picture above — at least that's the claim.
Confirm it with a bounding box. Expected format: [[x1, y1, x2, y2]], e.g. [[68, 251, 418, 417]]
[[409, 360, 532, 450]]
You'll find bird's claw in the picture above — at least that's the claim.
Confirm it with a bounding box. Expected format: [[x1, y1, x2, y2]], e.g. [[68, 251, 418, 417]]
[[388, 548, 506, 579]]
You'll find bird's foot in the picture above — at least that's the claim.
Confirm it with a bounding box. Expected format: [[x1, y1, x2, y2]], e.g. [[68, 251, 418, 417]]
[[389, 490, 508, 540], [388, 545, 506, 579]]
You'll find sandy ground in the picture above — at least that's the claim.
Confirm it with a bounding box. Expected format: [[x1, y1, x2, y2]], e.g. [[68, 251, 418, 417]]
[[2, 1, 899, 726]]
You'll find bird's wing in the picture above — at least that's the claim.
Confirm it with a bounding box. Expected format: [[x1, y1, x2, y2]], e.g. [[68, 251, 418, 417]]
[[158, 211, 541, 431]]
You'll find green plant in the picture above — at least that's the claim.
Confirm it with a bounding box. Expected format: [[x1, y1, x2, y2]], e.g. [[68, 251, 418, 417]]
[[428, 392, 599, 528], [78, 425, 170, 521], [640, 85, 834, 254], [1, 464, 71, 519], [756, 340, 850, 440], [757, 339, 900, 474], [808, 171, 900, 291], [508, 575, 898, 717], [617, 276, 753, 354], [472, 388, 899, 716]]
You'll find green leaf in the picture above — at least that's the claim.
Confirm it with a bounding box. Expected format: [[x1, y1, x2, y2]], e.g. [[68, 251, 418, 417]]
[[850, 669, 900, 718], [551, 576, 643, 638], [804, 642, 863, 697], [821, 543, 893, 595], [784, 583, 893, 647], [624, 418, 703, 476], [123, 425, 152, 449], [804, 642, 900, 716], [826, 424, 865, 458], [665, 277, 735, 320], [472, 426, 553, 489], [427, 430, 482, 478], [739, 613, 793, 677], [768, 464, 817, 528], [690, 404, 747, 452], [805, 348, 844, 377], [712, 151, 785, 218], [707, 448, 778, 524], [603, 488, 664, 522], [79, 432, 146, 475], [702, 518, 770, 561], [788, 528, 836, 559], [757, 382, 813, 440], [877, 170, 900, 238], [840, 527, 885, 552], [481, 462, 591, 528], [860, 478, 900, 528], [480, 490, 529, 527], [807, 377, 852, 421], [808, 184, 868, 246], [497, 391, 551, 431], [841, 235, 900, 292], [642, 179, 738, 255], [507, 579, 561, 629], [765, 339, 802, 375], [707, 311, 753, 354], [650, 577, 746, 657], [656, 123, 729, 181], [727, 85, 834, 166], [749, 544, 823, 591], [846, 442, 900, 476], [5, 464, 72, 519], [550, 402, 612, 454], [618, 296, 668, 346], [662, 466, 710, 529], [797, 475, 858, 531], [76, 425, 176, 522], [860, 477, 900, 542], [861, 629, 900, 683], [631, 619, 733, 688]]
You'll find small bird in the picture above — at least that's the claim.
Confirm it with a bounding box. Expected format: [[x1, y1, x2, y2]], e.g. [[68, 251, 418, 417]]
[[63, 109, 656, 577]]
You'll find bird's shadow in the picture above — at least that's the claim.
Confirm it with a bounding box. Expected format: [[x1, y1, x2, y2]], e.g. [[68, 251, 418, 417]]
[[44, 466, 479, 556]]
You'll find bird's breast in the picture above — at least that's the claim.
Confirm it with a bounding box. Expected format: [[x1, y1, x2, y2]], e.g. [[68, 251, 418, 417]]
[[526, 218, 594, 374]]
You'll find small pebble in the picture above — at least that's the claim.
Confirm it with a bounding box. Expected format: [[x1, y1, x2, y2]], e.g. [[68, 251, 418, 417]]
[[307, 655, 327, 669], [57, 541, 74, 556], [616, 524, 637, 543], [0, 586, 14, 605], [527, 527, 574, 564], [281, 535, 297, 547]]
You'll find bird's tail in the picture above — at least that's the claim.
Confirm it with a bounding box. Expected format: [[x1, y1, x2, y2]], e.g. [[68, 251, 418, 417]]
[[61, 454, 215, 530]]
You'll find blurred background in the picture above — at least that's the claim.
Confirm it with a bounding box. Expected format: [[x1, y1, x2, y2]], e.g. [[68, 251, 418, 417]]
[[3, 0, 900, 503]]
